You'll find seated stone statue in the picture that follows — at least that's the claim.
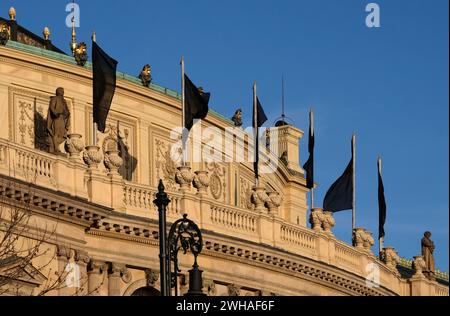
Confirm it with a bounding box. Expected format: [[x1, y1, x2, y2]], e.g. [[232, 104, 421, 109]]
[[421, 231, 436, 279], [47, 88, 70, 155]]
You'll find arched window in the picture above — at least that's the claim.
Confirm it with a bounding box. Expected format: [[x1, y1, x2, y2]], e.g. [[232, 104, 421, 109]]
[[131, 286, 160, 297]]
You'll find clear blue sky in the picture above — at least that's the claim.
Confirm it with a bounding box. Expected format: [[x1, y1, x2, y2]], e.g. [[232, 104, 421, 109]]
[[2, 0, 448, 271]]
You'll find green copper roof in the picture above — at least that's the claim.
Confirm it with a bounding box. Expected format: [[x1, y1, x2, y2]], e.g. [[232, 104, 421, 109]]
[[4, 40, 233, 125]]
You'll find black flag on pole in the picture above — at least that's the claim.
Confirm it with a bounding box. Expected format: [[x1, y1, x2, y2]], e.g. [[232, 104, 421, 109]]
[[323, 140, 354, 213], [184, 74, 210, 131], [378, 160, 387, 240], [92, 41, 118, 133], [303, 112, 315, 189], [253, 97, 268, 180]]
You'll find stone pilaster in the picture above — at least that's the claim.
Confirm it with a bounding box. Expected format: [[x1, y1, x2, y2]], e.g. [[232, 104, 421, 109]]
[[108, 262, 125, 296], [87, 260, 106, 296], [74, 250, 90, 296], [56, 244, 71, 296]]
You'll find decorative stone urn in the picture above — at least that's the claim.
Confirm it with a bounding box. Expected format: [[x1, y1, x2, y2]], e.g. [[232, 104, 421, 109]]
[[363, 230, 375, 251], [193, 171, 210, 195], [65, 134, 85, 158], [381, 247, 401, 270], [413, 256, 427, 277], [309, 208, 324, 231], [83, 146, 103, 169], [251, 186, 269, 213], [352, 228, 366, 248], [266, 192, 282, 215], [322, 211, 336, 235], [176, 165, 194, 191], [104, 150, 124, 175]]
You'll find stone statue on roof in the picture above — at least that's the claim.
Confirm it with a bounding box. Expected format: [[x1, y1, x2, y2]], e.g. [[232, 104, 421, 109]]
[[47, 88, 70, 155], [421, 231, 436, 279], [139, 64, 152, 87], [231, 109, 243, 127]]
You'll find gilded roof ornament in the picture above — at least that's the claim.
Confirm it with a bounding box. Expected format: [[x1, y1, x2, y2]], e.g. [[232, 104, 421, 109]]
[[43, 27, 51, 40], [9, 7, 16, 21]]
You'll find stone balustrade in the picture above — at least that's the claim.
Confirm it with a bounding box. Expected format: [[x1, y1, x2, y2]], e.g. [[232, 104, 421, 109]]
[[1, 137, 448, 296]]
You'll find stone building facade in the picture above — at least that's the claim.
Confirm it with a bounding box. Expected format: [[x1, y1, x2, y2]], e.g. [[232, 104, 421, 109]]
[[0, 9, 448, 296]]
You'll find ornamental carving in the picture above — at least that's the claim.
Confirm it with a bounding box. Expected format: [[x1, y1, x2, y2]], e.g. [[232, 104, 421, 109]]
[[227, 284, 241, 297], [380, 247, 400, 271], [251, 186, 269, 212], [175, 166, 194, 191], [352, 228, 374, 251], [413, 256, 427, 277], [0, 23, 9, 45], [83, 146, 103, 169], [240, 178, 254, 210], [104, 150, 124, 175], [322, 212, 336, 235], [74, 250, 90, 265], [145, 269, 159, 286], [206, 162, 226, 201], [101, 123, 135, 180], [309, 208, 324, 231], [18, 101, 34, 146], [193, 171, 210, 195], [65, 134, 84, 158], [56, 244, 72, 260], [203, 279, 216, 296], [155, 139, 179, 191], [266, 191, 282, 215]]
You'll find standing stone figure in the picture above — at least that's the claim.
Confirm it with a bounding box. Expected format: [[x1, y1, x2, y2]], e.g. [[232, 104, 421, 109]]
[[47, 88, 70, 155], [421, 231, 435, 278], [231, 109, 243, 127], [139, 64, 152, 87]]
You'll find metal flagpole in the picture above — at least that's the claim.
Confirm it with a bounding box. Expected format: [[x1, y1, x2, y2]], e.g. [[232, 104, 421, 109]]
[[378, 156, 384, 255], [181, 57, 187, 166], [253, 82, 259, 188], [310, 109, 314, 210], [92, 31, 98, 146], [352, 133, 356, 231]]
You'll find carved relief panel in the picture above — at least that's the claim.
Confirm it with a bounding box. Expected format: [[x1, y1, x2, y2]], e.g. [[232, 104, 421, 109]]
[[153, 135, 180, 191], [89, 116, 137, 182], [239, 176, 255, 211], [206, 162, 228, 203]]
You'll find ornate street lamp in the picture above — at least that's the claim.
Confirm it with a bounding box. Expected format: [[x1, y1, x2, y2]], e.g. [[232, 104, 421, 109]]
[[153, 180, 171, 296], [153, 180, 205, 297], [168, 214, 206, 297]]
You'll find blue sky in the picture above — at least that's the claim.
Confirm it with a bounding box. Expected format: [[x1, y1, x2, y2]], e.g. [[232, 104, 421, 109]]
[[1, 0, 448, 271]]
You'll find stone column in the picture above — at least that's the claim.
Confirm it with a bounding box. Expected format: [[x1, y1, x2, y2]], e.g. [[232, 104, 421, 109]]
[[87, 260, 106, 296], [56, 244, 72, 296], [74, 250, 90, 296], [108, 262, 125, 296]]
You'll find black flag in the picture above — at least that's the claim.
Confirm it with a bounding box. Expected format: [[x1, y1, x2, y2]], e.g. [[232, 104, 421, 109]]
[[303, 111, 315, 189], [92, 42, 118, 133], [184, 74, 210, 131], [378, 160, 387, 240], [253, 97, 268, 180], [323, 140, 354, 213]]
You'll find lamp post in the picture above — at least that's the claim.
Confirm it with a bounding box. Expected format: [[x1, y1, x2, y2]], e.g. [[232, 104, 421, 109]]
[[168, 214, 206, 297], [153, 180, 171, 296], [154, 181, 205, 297]]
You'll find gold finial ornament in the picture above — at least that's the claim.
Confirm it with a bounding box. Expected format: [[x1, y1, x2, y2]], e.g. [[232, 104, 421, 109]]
[[43, 27, 51, 40], [70, 16, 77, 55], [8, 7, 16, 21]]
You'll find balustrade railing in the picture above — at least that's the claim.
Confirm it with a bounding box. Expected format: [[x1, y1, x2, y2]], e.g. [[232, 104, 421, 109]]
[[280, 223, 316, 254], [210, 204, 259, 234]]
